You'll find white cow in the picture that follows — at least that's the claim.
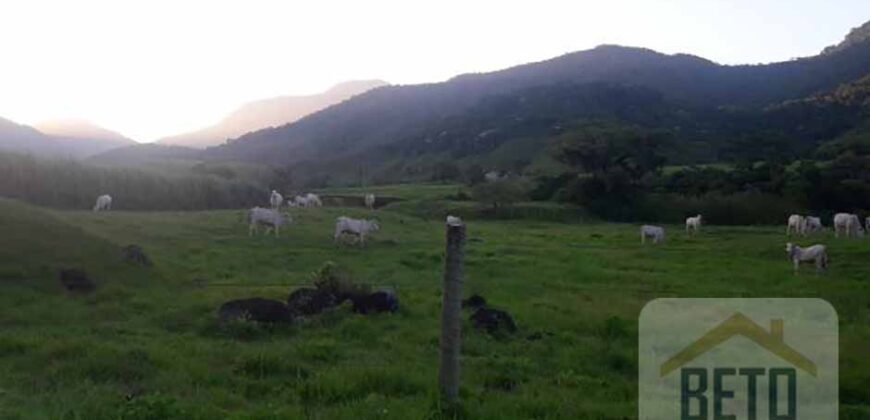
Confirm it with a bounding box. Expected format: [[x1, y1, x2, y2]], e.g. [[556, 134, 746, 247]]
[[364, 193, 376, 210], [804, 216, 823, 234], [334, 216, 379, 245], [785, 242, 828, 275], [249, 207, 286, 237], [270, 190, 283, 210], [866, 216, 870, 233], [293, 193, 322, 208], [834, 213, 864, 238], [93, 194, 112, 212], [787, 214, 806, 236], [305, 193, 322, 207], [640, 225, 665, 244], [685, 215, 702, 236]]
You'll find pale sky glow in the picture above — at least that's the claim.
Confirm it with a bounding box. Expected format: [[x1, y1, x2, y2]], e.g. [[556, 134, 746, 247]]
[[1, 0, 868, 142]]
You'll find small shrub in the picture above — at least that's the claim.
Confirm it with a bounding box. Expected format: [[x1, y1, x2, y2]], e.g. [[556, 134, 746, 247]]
[[312, 262, 370, 302]]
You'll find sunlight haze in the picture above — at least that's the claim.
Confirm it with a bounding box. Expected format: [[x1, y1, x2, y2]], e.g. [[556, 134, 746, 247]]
[[1, 0, 867, 141]]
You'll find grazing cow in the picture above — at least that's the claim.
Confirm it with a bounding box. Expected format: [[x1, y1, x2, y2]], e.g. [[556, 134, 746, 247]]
[[365, 193, 376, 210], [305, 193, 322, 207], [787, 214, 806, 236], [785, 242, 828, 275], [93, 194, 112, 212], [270, 190, 283, 210], [685, 215, 702, 236], [804, 216, 823, 234], [249, 207, 286, 237], [334, 216, 379, 245], [834, 213, 864, 238], [640, 225, 665, 244]]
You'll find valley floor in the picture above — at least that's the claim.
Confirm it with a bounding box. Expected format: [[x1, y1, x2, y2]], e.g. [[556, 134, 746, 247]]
[[0, 198, 868, 419]]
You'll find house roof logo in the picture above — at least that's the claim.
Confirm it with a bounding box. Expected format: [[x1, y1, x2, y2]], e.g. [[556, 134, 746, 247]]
[[659, 312, 817, 377]]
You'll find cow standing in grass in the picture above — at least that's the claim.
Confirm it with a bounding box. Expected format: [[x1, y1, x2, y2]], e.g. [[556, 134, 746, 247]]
[[305, 193, 322, 207], [334, 216, 379, 246], [270, 190, 283, 210], [365, 193, 376, 210], [804, 216, 823, 234], [93, 194, 112, 212], [834, 213, 864, 238], [685, 215, 702, 236], [785, 242, 828, 275], [249, 207, 286, 237], [787, 214, 806, 236], [640, 225, 665, 244]]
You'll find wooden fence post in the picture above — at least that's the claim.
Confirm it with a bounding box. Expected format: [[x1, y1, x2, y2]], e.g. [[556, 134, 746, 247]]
[[439, 217, 465, 404]]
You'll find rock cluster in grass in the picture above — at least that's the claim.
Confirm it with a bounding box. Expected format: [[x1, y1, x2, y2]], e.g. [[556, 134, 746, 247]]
[[122, 244, 152, 266], [59, 269, 96, 293], [462, 294, 487, 309], [218, 298, 294, 324], [286, 287, 338, 316], [216, 262, 399, 329], [463, 294, 517, 335], [351, 290, 399, 314]]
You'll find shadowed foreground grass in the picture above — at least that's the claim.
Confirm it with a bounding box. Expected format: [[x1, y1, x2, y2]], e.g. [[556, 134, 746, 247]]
[[0, 198, 868, 418]]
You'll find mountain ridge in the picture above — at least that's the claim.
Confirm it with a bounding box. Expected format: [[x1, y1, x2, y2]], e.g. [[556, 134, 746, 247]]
[[207, 38, 870, 165], [158, 79, 388, 148]]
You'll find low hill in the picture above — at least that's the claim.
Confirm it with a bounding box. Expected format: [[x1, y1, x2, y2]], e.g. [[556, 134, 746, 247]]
[[159, 80, 388, 148], [34, 119, 137, 158], [0, 198, 149, 283], [0, 117, 63, 156], [0, 117, 136, 159]]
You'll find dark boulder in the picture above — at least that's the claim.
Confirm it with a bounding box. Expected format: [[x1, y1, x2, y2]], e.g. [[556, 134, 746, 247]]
[[122, 245, 152, 266], [59, 269, 96, 293], [352, 290, 399, 314], [218, 298, 293, 324], [287, 288, 338, 316], [471, 307, 517, 334], [462, 294, 487, 309]]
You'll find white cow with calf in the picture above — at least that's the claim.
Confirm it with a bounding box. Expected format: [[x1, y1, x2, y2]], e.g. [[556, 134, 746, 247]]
[[787, 214, 806, 236]]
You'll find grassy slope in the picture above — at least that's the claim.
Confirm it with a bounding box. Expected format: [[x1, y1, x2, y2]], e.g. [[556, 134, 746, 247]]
[[0, 198, 868, 418]]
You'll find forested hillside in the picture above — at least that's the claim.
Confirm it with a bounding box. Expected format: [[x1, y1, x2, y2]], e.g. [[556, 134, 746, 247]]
[[204, 28, 870, 187]]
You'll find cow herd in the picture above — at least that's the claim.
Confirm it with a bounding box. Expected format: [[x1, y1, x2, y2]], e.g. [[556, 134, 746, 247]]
[[639, 212, 870, 274], [91, 191, 865, 274], [249, 191, 380, 245]]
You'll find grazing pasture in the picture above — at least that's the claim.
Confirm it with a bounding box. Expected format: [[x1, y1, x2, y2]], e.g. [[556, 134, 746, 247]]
[[0, 197, 869, 418]]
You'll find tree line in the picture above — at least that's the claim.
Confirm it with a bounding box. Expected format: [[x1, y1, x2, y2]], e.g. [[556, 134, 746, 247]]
[[0, 152, 268, 211]]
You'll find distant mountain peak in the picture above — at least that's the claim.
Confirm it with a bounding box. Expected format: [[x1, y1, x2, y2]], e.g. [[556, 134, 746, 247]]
[[158, 79, 388, 148], [822, 20, 870, 55], [34, 118, 134, 143]]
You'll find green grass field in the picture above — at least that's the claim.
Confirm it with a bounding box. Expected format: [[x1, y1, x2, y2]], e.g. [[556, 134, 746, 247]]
[[0, 196, 868, 419]]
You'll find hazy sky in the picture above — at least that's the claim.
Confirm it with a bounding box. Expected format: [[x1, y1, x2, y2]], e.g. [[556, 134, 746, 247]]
[[1, 0, 868, 142]]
